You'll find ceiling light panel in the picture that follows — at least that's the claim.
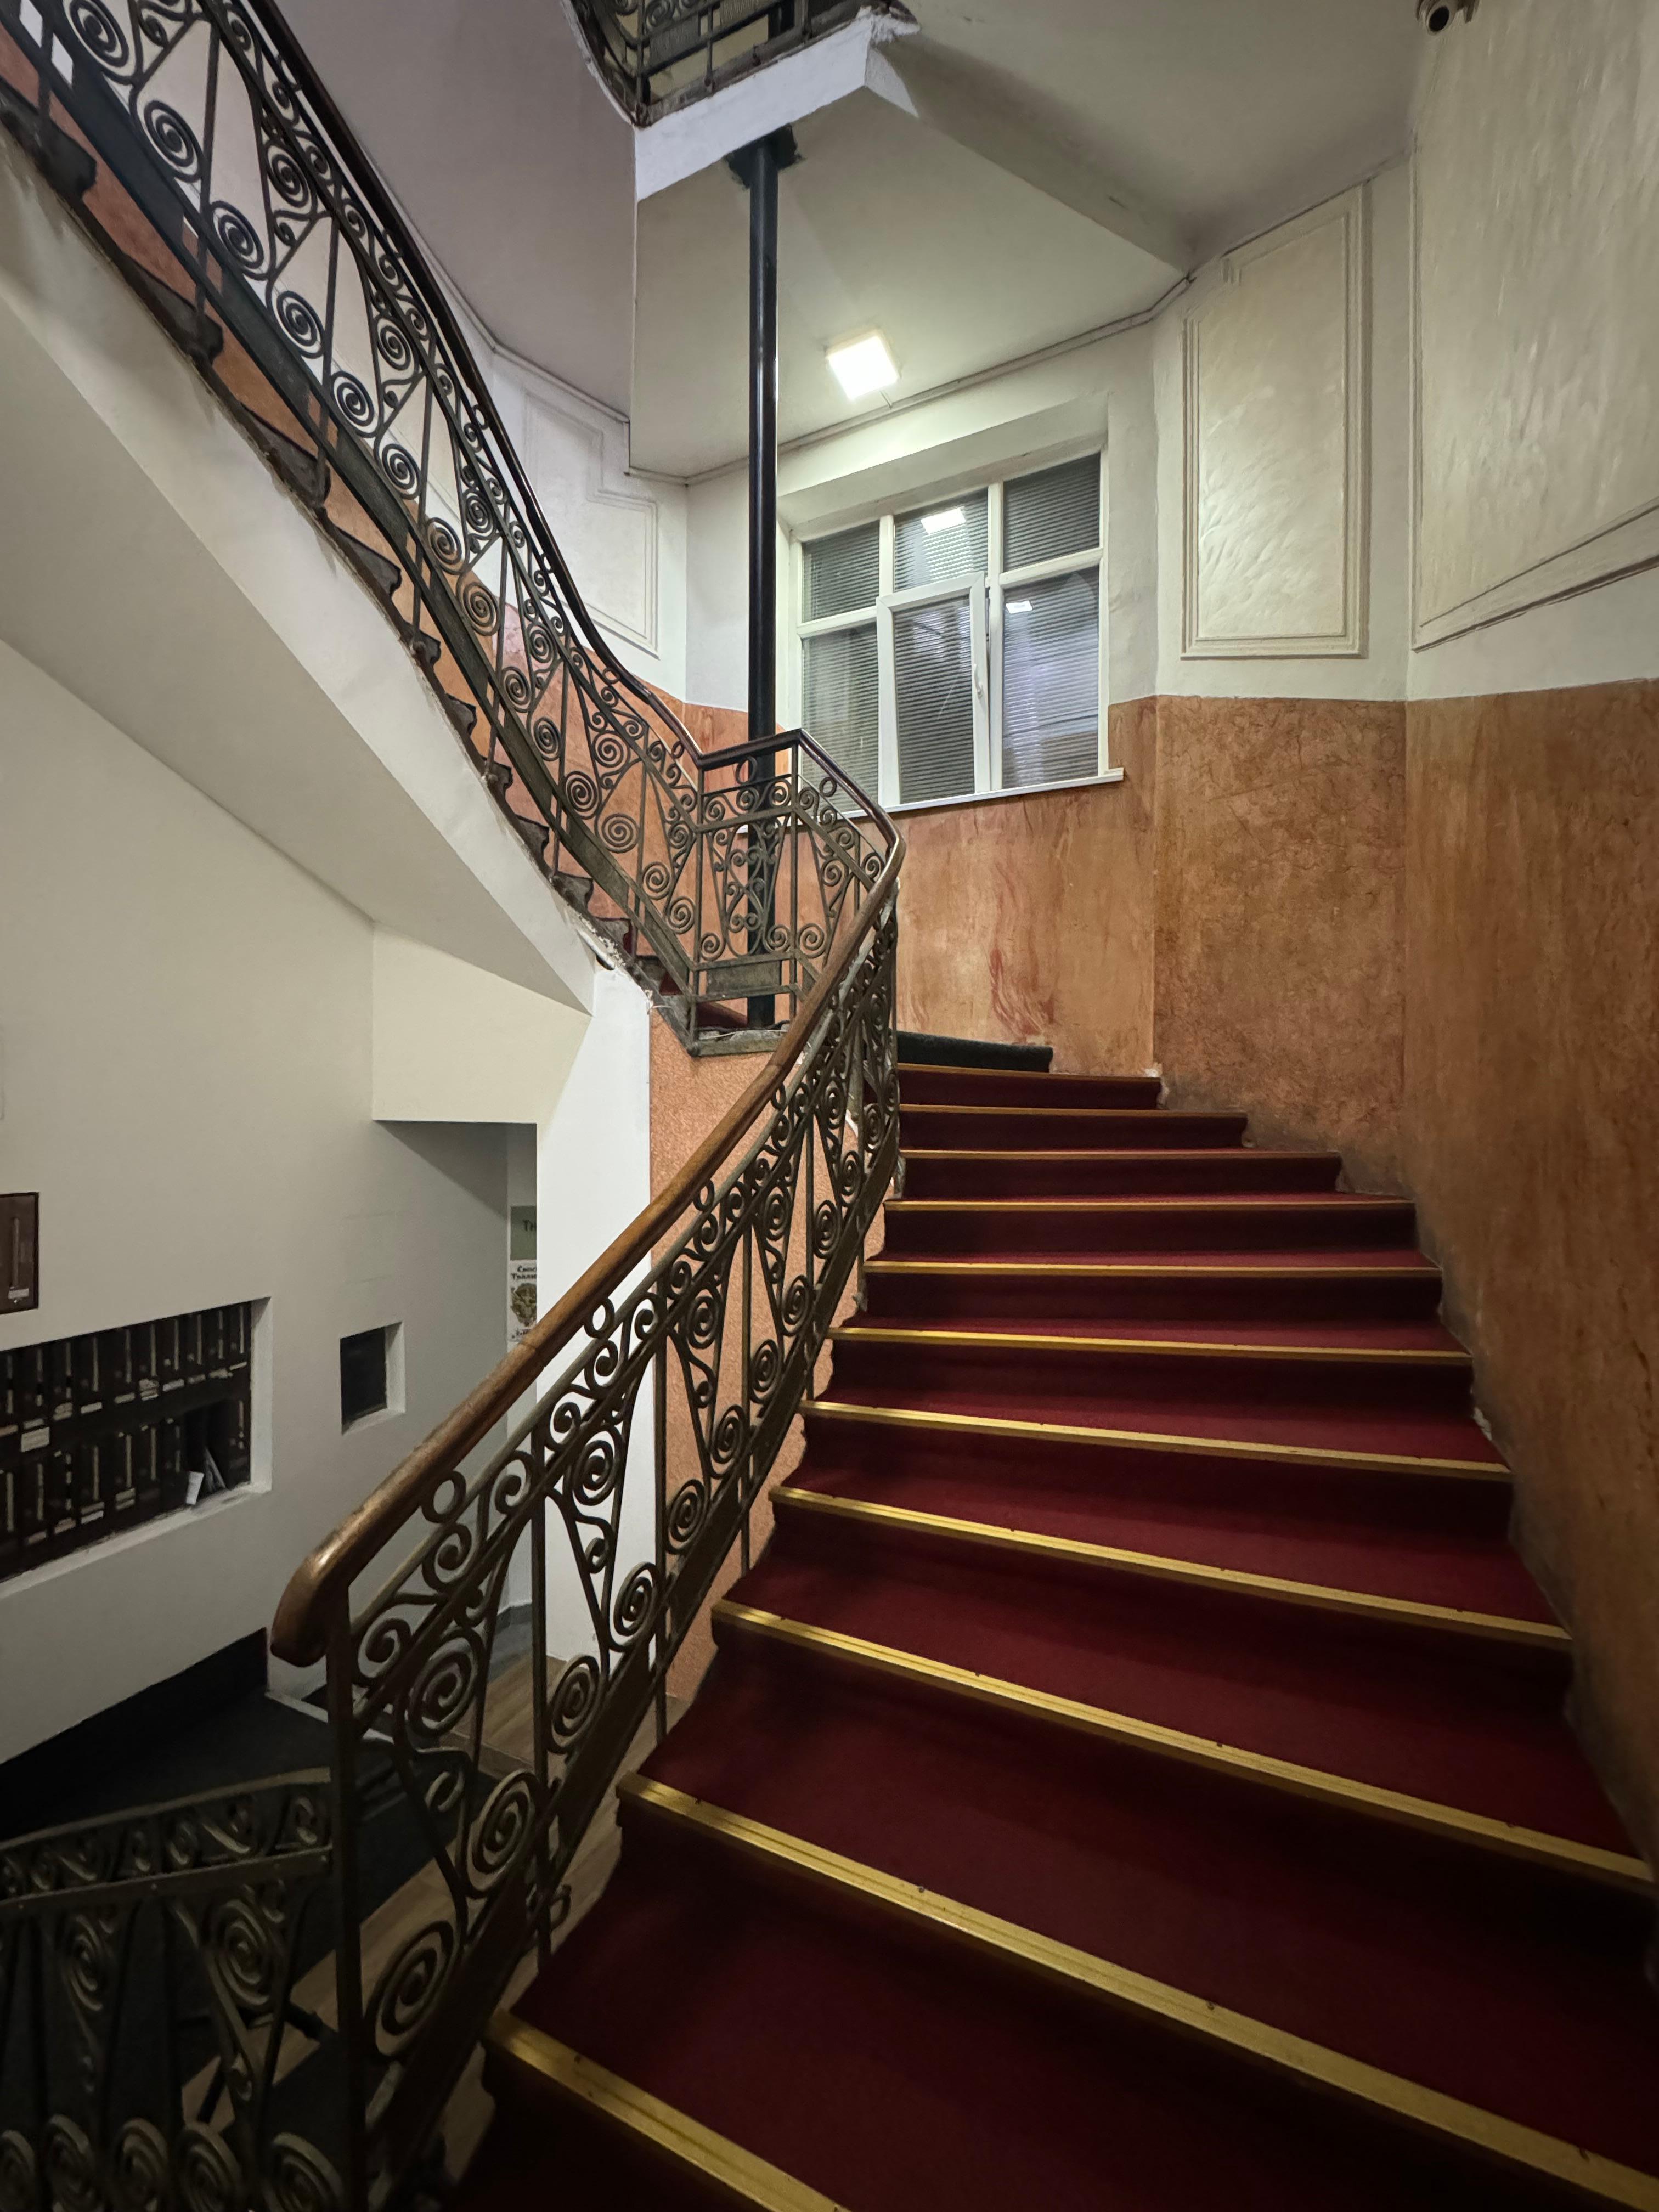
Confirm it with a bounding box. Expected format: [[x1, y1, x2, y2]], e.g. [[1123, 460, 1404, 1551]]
[[827, 331, 899, 400]]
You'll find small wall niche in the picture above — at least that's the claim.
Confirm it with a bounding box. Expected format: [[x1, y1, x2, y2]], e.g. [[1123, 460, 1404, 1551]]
[[340, 1322, 405, 1431]]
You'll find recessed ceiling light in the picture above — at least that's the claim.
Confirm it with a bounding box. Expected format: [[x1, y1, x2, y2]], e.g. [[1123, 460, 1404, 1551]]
[[921, 507, 966, 535], [827, 331, 898, 401], [1006, 599, 1033, 614]]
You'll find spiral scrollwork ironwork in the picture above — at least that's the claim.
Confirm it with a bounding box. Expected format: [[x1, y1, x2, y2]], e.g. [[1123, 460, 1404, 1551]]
[[0, 0, 887, 1056], [0, 1779, 335, 2212], [0, 6, 902, 2207]]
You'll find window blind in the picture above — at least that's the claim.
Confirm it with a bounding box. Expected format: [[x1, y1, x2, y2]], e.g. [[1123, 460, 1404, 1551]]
[[894, 597, 976, 805], [803, 623, 880, 799], [895, 489, 989, 593], [805, 521, 880, 620], [1005, 454, 1101, 572], [1001, 569, 1099, 790]]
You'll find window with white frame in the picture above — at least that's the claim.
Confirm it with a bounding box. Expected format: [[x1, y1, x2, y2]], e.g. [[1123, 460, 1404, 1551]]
[[796, 453, 1105, 811]]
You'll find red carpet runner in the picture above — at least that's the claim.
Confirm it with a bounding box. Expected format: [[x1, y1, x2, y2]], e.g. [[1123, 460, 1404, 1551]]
[[472, 1058, 1658, 2211]]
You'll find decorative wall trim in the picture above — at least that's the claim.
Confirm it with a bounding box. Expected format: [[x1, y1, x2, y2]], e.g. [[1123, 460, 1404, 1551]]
[[1410, 151, 1659, 648], [1182, 188, 1370, 659], [524, 390, 661, 656]]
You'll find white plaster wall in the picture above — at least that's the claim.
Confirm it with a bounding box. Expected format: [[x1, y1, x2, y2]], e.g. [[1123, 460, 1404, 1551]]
[[532, 967, 655, 1658], [1155, 163, 1411, 700], [372, 933, 585, 1125], [1413, 0, 1659, 644], [1182, 200, 1358, 652], [1407, 0, 1659, 697], [483, 342, 690, 707], [0, 644, 512, 1760]]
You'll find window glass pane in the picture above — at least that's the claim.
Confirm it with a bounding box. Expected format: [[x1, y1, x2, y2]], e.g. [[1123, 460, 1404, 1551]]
[[894, 596, 976, 805], [803, 623, 879, 800], [805, 522, 880, 620], [895, 489, 989, 592], [1005, 454, 1101, 572], [1001, 569, 1100, 791]]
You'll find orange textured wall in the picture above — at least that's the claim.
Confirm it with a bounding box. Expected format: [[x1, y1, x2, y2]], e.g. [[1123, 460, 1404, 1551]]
[[652, 681, 1659, 1864], [1402, 680, 1659, 1860], [1152, 696, 1408, 1192], [894, 700, 1158, 1075]]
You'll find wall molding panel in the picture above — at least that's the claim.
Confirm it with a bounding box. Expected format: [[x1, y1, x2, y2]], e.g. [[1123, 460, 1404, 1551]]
[[1411, 0, 1659, 649], [1182, 187, 1370, 659], [524, 389, 661, 655]]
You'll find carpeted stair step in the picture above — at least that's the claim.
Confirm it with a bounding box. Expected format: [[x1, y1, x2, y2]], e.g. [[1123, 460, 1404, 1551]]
[[472, 2038, 827, 2211], [881, 1193, 1419, 1257], [828, 1319, 1472, 1412], [793, 1398, 1515, 1558], [805, 1387, 1506, 1480], [896, 1063, 1161, 1109], [899, 1103, 1248, 1152], [899, 1146, 1345, 1198], [623, 1672, 1659, 2185], [713, 1543, 1635, 1864], [489, 1847, 1619, 2212], [862, 1250, 1447, 1325], [774, 1451, 1551, 1633]]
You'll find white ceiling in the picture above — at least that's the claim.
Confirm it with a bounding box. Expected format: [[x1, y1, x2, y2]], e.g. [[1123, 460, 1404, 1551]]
[[631, 88, 1178, 478], [274, 1, 1423, 473], [630, 0, 1422, 476], [899, 0, 1423, 265], [275, 0, 638, 411]]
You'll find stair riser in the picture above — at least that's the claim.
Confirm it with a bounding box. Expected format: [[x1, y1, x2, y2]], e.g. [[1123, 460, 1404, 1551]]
[[798, 1417, 1513, 1538], [898, 1070, 1161, 1109], [900, 1153, 1344, 1199], [766, 1511, 1564, 1685], [899, 1108, 1247, 1153], [827, 1338, 1473, 1415], [864, 1269, 1446, 1327], [882, 1205, 1418, 1259]]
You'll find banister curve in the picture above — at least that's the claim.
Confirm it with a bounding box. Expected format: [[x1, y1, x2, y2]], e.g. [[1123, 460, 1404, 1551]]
[[270, 825, 901, 1671]]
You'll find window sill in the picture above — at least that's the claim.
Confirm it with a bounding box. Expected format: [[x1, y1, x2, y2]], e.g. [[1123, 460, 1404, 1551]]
[[888, 767, 1125, 821]]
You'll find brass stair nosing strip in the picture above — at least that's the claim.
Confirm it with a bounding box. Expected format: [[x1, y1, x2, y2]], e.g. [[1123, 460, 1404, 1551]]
[[828, 1323, 1470, 1368], [619, 1776, 1659, 2212], [710, 1602, 1652, 1896], [896, 1062, 1154, 1084], [885, 1196, 1412, 1214], [486, 2013, 845, 2212], [901, 1103, 1241, 1121], [865, 1257, 1442, 1280], [772, 1485, 1565, 1649], [899, 1147, 1337, 1163], [806, 1398, 1511, 1483]]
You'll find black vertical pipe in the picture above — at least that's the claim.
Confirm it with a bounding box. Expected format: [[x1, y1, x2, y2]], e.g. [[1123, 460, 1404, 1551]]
[[746, 133, 780, 749], [736, 130, 790, 1028]]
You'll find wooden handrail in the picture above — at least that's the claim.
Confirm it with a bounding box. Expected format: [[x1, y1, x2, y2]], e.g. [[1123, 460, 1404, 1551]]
[[270, 821, 903, 1668]]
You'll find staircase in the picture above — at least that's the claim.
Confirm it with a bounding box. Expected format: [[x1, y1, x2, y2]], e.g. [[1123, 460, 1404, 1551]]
[[474, 1048, 1659, 2211]]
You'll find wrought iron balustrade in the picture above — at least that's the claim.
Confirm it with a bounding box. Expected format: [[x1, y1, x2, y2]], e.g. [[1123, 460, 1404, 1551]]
[[0, 0, 884, 1047], [0, 5, 907, 2207], [268, 865, 900, 2208], [0, 1776, 338, 2212], [563, 0, 868, 122]]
